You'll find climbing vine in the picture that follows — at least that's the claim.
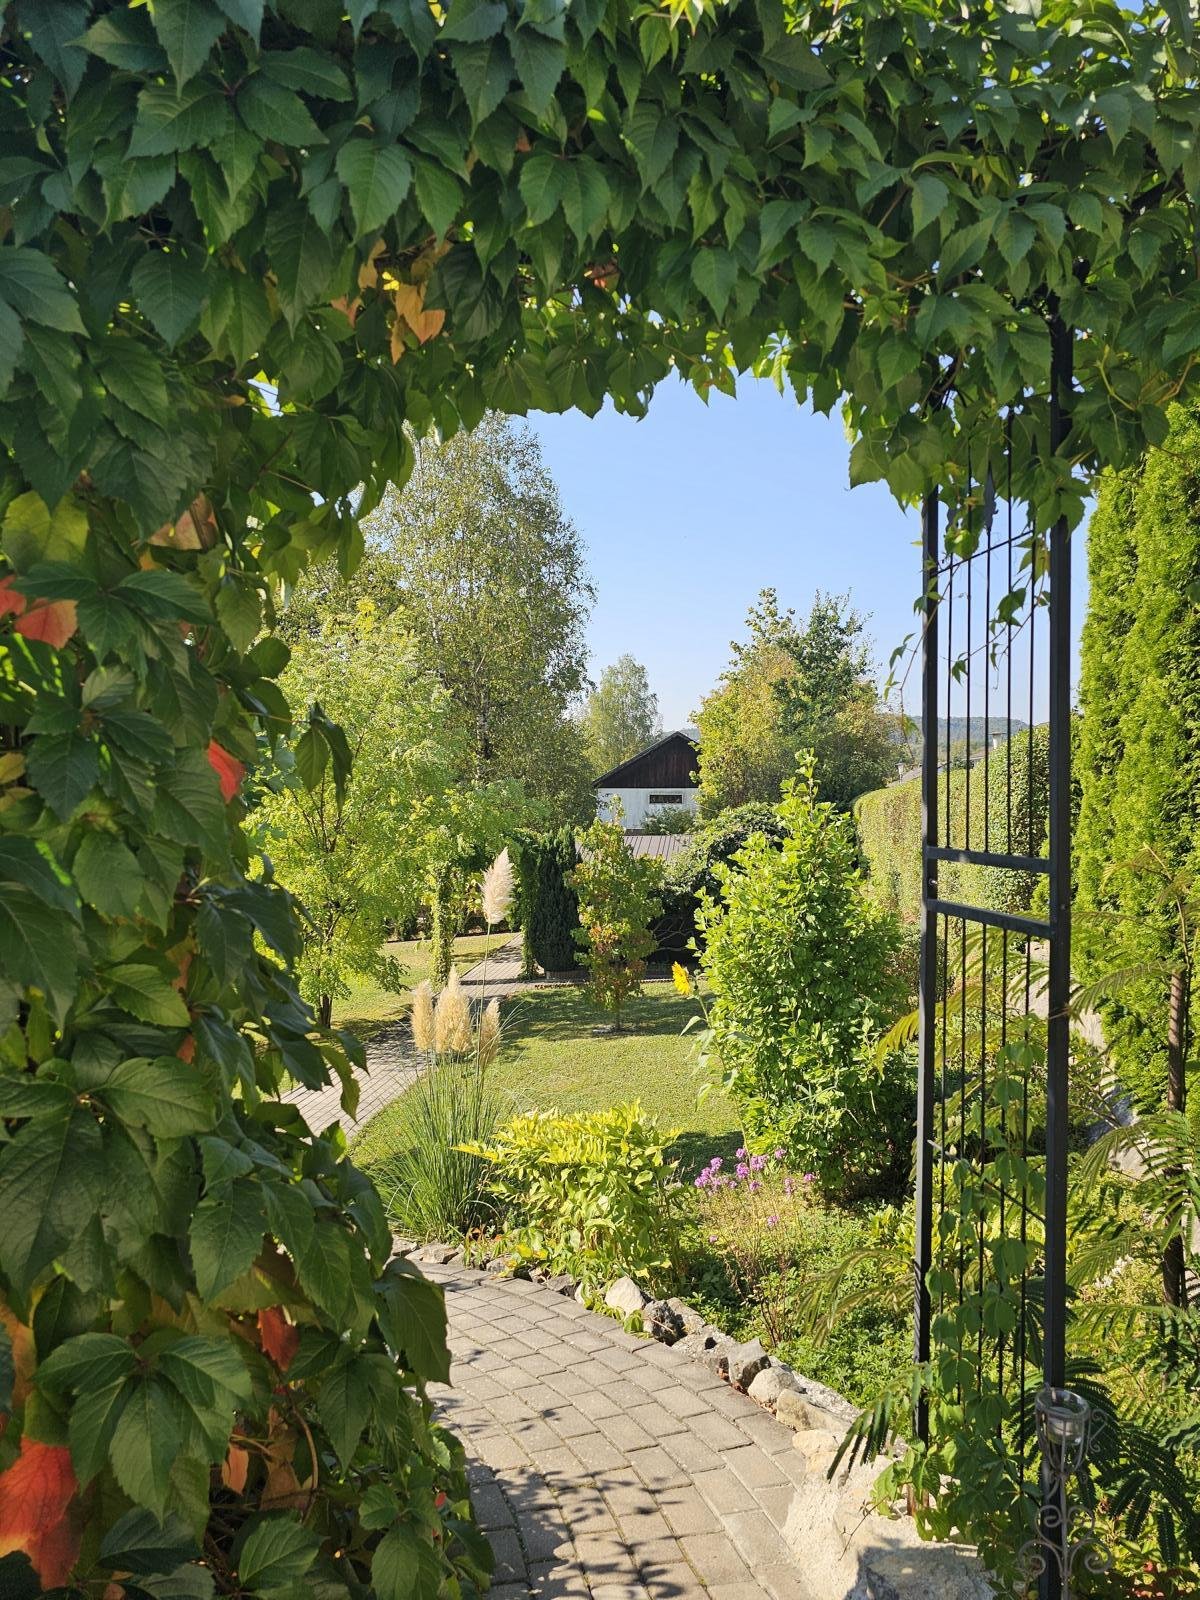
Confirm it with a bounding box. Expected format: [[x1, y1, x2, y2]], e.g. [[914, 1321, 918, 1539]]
[[2, 0, 1200, 1592]]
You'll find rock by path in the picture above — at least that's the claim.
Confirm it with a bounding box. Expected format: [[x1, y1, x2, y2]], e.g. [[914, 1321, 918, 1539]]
[[424, 1261, 819, 1600]]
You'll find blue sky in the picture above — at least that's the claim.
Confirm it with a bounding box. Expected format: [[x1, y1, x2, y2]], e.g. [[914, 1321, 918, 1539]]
[[533, 376, 1088, 731]]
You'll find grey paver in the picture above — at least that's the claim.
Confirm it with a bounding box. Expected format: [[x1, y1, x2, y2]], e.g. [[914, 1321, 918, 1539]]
[[421, 1261, 818, 1598]]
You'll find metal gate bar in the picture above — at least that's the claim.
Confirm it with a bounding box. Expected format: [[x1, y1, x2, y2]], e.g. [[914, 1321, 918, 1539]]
[[913, 322, 1074, 1600]]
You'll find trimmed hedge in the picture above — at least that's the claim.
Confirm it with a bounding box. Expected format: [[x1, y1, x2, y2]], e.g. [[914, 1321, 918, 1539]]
[[1076, 407, 1200, 1107], [854, 728, 1050, 924]]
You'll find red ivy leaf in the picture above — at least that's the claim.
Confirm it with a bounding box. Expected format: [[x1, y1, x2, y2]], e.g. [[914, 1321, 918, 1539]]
[[0, 1438, 80, 1588], [258, 1306, 299, 1371], [207, 741, 245, 803]]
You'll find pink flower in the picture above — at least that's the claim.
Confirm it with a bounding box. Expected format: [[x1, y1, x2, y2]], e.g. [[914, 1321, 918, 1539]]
[[750, 1154, 766, 1172], [710, 1157, 722, 1171], [708, 1234, 718, 1244], [749, 1181, 761, 1193], [773, 1147, 785, 1161], [736, 1162, 750, 1178], [803, 1173, 816, 1184], [766, 1215, 779, 1228], [783, 1178, 795, 1197], [736, 1147, 747, 1160]]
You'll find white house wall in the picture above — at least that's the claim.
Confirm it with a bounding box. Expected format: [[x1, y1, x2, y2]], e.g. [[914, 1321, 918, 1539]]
[[595, 787, 700, 829]]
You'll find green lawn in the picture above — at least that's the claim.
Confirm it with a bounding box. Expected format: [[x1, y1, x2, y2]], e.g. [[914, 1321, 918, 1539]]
[[351, 979, 742, 1176], [334, 933, 496, 1041]]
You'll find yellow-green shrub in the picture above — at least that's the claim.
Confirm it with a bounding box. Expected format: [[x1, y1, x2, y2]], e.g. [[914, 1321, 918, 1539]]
[[462, 1103, 682, 1288]]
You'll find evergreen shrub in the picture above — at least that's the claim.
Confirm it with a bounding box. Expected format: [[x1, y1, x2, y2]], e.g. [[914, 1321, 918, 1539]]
[[514, 828, 580, 974]]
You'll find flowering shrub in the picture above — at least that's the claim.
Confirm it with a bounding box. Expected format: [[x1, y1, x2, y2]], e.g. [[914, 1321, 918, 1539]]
[[692, 1148, 821, 1345], [462, 1103, 682, 1288]]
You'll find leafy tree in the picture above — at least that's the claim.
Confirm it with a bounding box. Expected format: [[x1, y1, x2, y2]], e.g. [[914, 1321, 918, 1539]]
[[2, 0, 1200, 1590], [695, 591, 895, 816], [698, 764, 910, 1197], [580, 655, 662, 775], [256, 607, 462, 1027], [570, 812, 663, 1027], [1076, 406, 1200, 1111], [359, 416, 596, 821]]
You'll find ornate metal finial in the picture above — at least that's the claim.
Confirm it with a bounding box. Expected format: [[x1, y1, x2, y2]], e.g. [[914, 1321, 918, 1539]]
[[1012, 1387, 1112, 1599]]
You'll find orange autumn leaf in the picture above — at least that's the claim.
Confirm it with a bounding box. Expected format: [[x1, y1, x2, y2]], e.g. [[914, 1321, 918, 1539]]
[[393, 283, 446, 346], [207, 741, 245, 803], [258, 1306, 299, 1372], [176, 1033, 196, 1063], [0, 1438, 80, 1588], [0, 577, 77, 649], [149, 494, 218, 552], [222, 1443, 250, 1494], [330, 294, 361, 326]]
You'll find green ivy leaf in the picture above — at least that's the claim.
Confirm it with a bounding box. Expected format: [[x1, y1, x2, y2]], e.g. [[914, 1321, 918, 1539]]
[[265, 201, 335, 329], [80, 8, 169, 72], [452, 38, 513, 126], [413, 159, 464, 240], [109, 1373, 183, 1519], [691, 246, 737, 318], [189, 1182, 265, 1299], [0, 246, 85, 333], [127, 80, 232, 158], [233, 1515, 320, 1594], [0, 1109, 105, 1297], [510, 29, 565, 114], [316, 1357, 374, 1467], [236, 74, 328, 147], [150, 0, 226, 89], [99, 1508, 202, 1577], [73, 833, 144, 920], [130, 250, 208, 348], [335, 140, 414, 237], [103, 1056, 214, 1133], [27, 732, 100, 822], [374, 1258, 451, 1383], [259, 47, 352, 101]]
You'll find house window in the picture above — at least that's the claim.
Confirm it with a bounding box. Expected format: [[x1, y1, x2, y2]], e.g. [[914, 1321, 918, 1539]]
[[649, 793, 683, 806]]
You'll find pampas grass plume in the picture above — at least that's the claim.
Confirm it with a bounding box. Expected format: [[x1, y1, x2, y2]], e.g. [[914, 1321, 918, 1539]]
[[481, 847, 514, 928], [434, 968, 472, 1055], [410, 980, 435, 1054]]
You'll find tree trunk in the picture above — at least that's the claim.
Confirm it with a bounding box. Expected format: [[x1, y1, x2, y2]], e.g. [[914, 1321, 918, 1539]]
[[318, 993, 333, 1029], [431, 870, 455, 987], [1163, 967, 1189, 1309]]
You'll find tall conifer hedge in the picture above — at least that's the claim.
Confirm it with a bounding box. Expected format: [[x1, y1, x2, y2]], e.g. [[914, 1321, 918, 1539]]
[[1076, 406, 1200, 1106]]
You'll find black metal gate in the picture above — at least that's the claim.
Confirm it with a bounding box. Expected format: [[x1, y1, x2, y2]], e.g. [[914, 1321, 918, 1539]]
[[914, 323, 1073, 1597]]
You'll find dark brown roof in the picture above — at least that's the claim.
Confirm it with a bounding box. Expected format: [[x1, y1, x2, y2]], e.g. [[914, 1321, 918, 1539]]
[[593, 730, 699, 791]]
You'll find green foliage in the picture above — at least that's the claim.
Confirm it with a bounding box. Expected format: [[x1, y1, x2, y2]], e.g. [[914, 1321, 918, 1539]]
[[514, 826, 580, 974], [580, 654, 661, 777], [570, 812, 663, 1023], [255, 607, 462, 1024], [280, 415, 595, 823], [372, 1063, 508, 1242], [1076, 406, 1200, 1108], [462, 1102, 683, 1288], [695, 591, 896, 817], [853, 727, 1051, 923], [3, 0, 1200, 1586], [653, 800, 786, 960], [698, 765, 911, 1197], [640, 803, 697, 836]]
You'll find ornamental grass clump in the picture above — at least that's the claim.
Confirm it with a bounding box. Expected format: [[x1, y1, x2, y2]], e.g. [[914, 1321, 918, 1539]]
[[693, 1148, 819, 1345]]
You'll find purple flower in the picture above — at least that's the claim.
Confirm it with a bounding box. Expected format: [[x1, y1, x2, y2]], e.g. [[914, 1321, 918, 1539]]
[[694, 1173, 708, 1188], [736, 1162, 750, 1178], [736, 1147, 747, 1160], [766, 1215, 779, 1228], [749, 1181, 761, 1193], [803, 1172, 816, 1184], [783, 1178, 795, 1197], [773, 1147, 785, 1161], [750, 1154, 766, 1172], [709, 1157, 722, 1171], [708, 1234, 718, 1244]]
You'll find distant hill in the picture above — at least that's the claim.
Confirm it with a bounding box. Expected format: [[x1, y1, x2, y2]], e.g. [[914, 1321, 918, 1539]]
[[891, 716, 1030, 765]]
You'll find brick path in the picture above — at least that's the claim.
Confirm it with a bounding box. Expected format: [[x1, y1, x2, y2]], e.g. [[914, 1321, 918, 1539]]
[[424, 1262, 819, 1600]]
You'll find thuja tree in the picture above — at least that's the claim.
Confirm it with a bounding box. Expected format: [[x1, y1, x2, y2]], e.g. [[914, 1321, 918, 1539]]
[[569, 814, 662, 1025], [2, 0, 1200, 1591], [1076, 405, 1200, 1113]]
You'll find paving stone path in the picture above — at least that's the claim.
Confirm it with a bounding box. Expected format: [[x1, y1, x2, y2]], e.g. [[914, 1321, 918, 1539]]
[[424, 1261, 819, 1600]]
